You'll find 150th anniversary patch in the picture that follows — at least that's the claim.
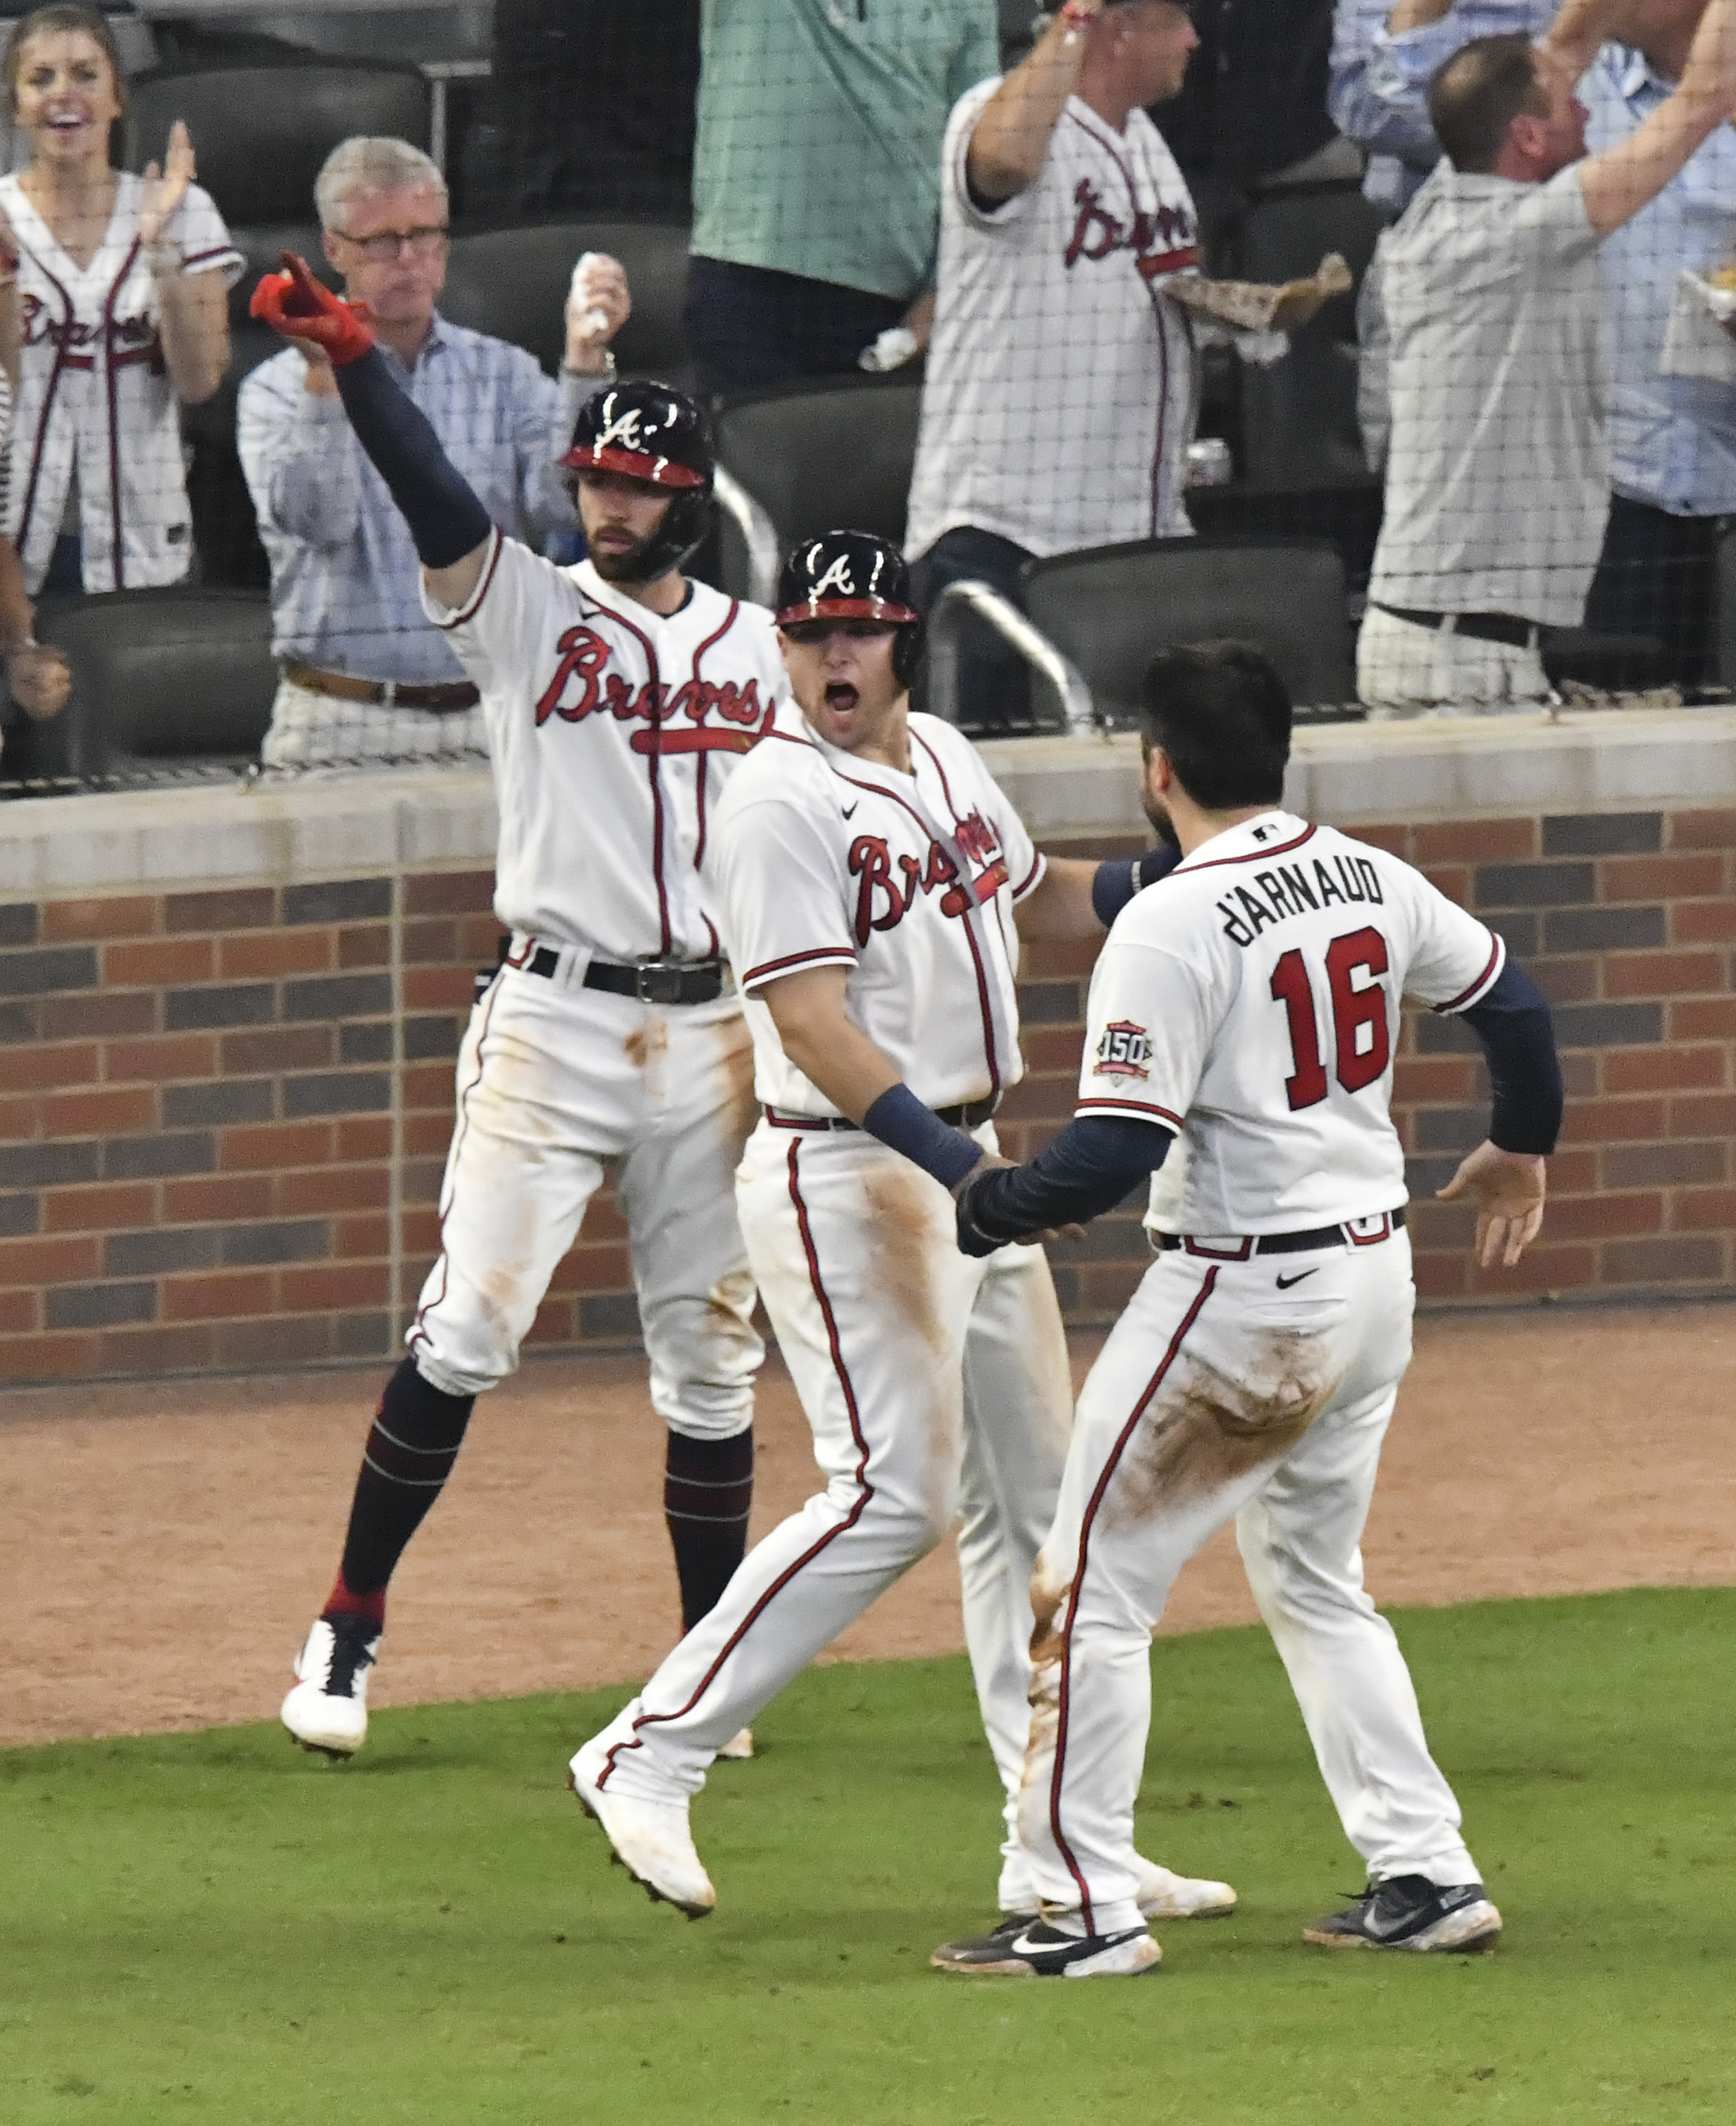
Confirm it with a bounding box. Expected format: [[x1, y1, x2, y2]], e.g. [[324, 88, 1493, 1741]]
[[1094, 1020, 1153, 1080]]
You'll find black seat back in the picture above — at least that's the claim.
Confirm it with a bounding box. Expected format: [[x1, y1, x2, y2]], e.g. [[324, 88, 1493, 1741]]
[[33, 589, 277, 774], [1019, 537, 1354, 721], [440, 220, 692, 382], [122, 62, 431, 228], [712, 378, 924, 596]]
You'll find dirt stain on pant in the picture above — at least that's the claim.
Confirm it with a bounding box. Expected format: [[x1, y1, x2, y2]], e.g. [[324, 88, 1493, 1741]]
[[711, 1014, 760, 1167], [705, 1265, 758, 1337], [864, 1163, 960, 1529], [1106, 1329, 1342, 1530], [1020, 1569, 1068, 1811], [623, 1017, 670, 1071]]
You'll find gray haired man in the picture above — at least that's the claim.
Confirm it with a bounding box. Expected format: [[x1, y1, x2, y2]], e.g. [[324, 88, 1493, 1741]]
[[239, 136, 630, 770]]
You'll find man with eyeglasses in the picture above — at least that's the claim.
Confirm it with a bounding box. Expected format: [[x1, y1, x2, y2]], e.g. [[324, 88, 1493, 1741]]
[[240, 134, 628, 771]]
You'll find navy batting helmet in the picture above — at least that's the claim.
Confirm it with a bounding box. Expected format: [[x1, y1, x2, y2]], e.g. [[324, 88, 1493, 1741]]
[[775, 529, 923, 686], [563, 379, 714, 581]]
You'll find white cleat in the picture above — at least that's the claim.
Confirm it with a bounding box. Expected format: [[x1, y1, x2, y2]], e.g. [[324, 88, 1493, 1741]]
[[1134, 1854, 1238, 1919], [717, 1727, 755, 1761], [569, 1736, 715, 1919], [280, 1616, 379, 1759]]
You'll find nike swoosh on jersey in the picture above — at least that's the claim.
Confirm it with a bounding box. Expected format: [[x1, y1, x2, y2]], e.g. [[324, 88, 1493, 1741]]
[[842, 802, 858, 818], [1274, 1268, 1318, 1289]]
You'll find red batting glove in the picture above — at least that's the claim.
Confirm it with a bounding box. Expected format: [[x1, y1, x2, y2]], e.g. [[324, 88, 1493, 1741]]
[[249, 251, 375, 366]]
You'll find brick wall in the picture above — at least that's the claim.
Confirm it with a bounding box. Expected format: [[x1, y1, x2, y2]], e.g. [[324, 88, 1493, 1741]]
[[0, 805, 1731, 1382]]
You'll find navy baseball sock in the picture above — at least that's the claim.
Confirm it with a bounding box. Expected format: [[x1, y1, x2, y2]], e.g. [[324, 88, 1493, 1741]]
[[664, 1428, 754, 1631], [326, 1358, 476, 1621]]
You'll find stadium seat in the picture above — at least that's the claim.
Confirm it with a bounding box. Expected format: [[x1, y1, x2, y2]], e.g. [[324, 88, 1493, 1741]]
[[710, 377, 925, 602], [122, 62, 431, 229], [1017, 536, 1355, 722], [439, 220, 692, 383], [31, 590, 277, 777]]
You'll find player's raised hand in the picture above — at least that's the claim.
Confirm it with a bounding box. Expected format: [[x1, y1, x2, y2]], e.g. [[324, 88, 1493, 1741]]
[[139, 119, 196, 250], [1436, 1139, 1546, 1270], [251, 251, 375, 368], [565, 251, 631, 372]]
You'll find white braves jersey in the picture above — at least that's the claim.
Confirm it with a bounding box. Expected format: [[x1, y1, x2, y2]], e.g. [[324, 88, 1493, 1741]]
[[711, 706, 1044, 1115], [425, 531, 787, 960], [905, 80, 1201, 563], [1079, 811, 1505, 1234], [1, 173, 242, 594]]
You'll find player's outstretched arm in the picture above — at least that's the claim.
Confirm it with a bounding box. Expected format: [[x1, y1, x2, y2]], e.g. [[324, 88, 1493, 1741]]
[[250, 254, 493, 608], [1434, 958, 1563, 1269], [954, 1114, 1171, 1258], [1016, 844, 1181, 942]]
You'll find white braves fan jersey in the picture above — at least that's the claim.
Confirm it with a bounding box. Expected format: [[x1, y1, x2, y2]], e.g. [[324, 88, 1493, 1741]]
[[1, 173, 243, 593], [425, 531, 787, 959], [711, 706, 1044, 1115], [905, 78, 1201, 563], [1079, 812, 1505, 1234]]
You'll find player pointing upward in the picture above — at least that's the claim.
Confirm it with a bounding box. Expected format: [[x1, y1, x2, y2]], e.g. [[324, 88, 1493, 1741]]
[[251, 257, 782, 1758], [934, 642, 1564, 1978]]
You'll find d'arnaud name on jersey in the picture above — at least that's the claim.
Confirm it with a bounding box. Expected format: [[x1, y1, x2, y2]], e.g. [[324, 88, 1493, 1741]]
[[1215, 853, 1385, 949]]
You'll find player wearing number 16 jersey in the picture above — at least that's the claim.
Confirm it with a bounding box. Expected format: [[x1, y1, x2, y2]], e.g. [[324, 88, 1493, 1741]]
[[934, 642, 1564, 1979]]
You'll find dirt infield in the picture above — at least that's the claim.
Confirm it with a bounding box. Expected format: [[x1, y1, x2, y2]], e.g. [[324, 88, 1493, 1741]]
[[2, 1301, 1731, 1749]]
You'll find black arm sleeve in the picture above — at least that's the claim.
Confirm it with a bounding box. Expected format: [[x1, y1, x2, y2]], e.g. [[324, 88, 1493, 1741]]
[[332, 346, 493, 568], [1456, 959, 1564, 1155], [957, 1115, 1173, 1256]]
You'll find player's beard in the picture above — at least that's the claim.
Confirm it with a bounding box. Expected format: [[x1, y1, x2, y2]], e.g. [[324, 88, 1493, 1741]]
[[1140, 784, 1181, 849], [589, 526, 664, 584]]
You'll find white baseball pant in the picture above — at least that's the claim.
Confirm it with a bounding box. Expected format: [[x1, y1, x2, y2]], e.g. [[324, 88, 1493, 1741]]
[[589, 1117, 1074, 1906], [1357, 606, 1549, 714], [259, 675, 490, 773], [1017, 1227, 1480, 1938], [409, 958, 763, 1440]]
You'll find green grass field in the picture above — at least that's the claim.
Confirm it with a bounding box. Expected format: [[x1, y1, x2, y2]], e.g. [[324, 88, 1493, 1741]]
[[3, 1586, 1733, 2125]]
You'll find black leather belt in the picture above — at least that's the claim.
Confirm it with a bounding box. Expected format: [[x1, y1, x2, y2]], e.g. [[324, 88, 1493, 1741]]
[[1155, 1207, 1406, 1259], [1370, 602, 1538, 649], [515, 944, 728, 1005], [769, 1093, 1000, 1132]]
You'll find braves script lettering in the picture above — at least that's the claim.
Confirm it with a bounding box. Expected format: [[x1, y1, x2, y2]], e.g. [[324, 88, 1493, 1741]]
[[534, 624, 774, 754], [1063, 179, 1199, 278], [847, 811, 1010, 945]]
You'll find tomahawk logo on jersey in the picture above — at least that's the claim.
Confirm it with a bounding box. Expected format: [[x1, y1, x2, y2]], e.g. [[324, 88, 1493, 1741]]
[[425, 532, 787, 963], [710, 706, 1045, 1118], [1077, 811, 1507, 1235]]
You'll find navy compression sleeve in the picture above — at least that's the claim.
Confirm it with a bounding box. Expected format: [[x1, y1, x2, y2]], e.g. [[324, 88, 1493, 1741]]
[[1457, 959, 1563, 1155], [956, 1115, 1172, 1257], [1091, 841, 1184, 927], [332, 347, 493, 568], [861, 1083, 983, 1189]]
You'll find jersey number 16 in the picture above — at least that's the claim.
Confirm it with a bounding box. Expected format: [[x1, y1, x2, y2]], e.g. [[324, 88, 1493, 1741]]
[[1269, 926, 1390, 1111]]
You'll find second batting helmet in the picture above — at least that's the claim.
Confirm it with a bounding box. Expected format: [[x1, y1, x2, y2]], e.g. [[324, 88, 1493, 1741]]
[[562, 379, 714, 581], [775, 529, 923, 685]]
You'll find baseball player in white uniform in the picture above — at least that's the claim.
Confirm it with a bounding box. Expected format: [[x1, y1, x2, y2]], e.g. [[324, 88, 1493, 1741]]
[[251, 258, 783, 1759], [569, 530, 1234, 1931], [932, 642, 1564, 1977]]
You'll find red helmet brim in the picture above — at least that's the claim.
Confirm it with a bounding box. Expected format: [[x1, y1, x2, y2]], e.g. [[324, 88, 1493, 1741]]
[[561, 443, 706, 489], [776, 595, 920, 627]]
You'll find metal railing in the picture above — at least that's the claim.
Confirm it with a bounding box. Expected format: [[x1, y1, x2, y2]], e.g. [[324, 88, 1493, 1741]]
[[925, 579, 1099, 736]]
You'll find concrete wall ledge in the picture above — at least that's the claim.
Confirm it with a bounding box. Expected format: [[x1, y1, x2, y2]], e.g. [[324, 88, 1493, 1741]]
[[4, 705, 1735, 898]]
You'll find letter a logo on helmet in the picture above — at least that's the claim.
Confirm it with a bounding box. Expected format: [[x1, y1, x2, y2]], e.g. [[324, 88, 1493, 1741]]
[[561, 378, 716, 580], [776, 529, 924, 684]]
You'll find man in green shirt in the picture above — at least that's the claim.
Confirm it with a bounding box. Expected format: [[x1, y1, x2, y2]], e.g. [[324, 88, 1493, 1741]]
[[686, 0, 1002, 399]]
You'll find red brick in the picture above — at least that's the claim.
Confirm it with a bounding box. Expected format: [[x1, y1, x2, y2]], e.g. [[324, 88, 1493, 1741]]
[[1, 1041, 99, 1091], [548, 1244, 631, 1294], [279, 1165, 390, 1215], [160, 1270, 275, 1321], [1671, 898, 1736, 944], [103, 936, 214, 986], [525, 1296, 576, 1344], [1393, 1056, 1479, 1104], [1669, 998, 1736, 1040], [1545, 1148, 1599, 1194], [1604, 1045, 1727, 1093], [218, 1121, 335, 1170], [1542, 1192, 1663, 1241], [337, 924, 392, 970], [164, 886, 275, 932], [42, 1086, 157, 1137], [41, 895, 159, 941], [218, 929, 333, 978], [403, 919, 457, 964], [1023, 1027, 1087, 1073], [402, 1062, 455, 1111], [1533, 956, 1598, 1003], [280, 1263, 390, 1312], [401, 1208, 442, 1256], [1672, 1185, 1736, 1231], [100, 1323, 218, 1373], [404, 870, 495, 916], [458, 915, 505, 958], [403, 967, 474, 1011], [1601, 1235, 1726, 1285], [1558, 1096, 1667, 1144], [214, 1317, 333, 1368], [1022, 937, 1107, 979], [103, 1033, 218, 1084], [163, 1173, 277, 1222], [1562, 1051, 1598, 1099], [1604, 950, 1725, 998], [0, 1233, 100, 1286], [405, 1112, 456, 1158], [40, 990, 155, 1038], [43, 1183, 155, 1233], [1668, 1093, 1736, 1137], [221, 1026, 332, 1074], [0, 1332, 100, 1378], [337, 1118, 392, 1161], [1351, 823, 1410, 856], [587, 1191, 627, 1238], [0, 1093, 41, 1138], [1419, 865, 1470, 904], [0, 1288, 37, 1332], [1411, 1252, 1470, 1300], [334, 1214, 390, 1259], [1465, 1243, 1597, 1297], [1595, 853, 1725, 899], [1667, 808, 1736, 849], [1412, 818, 1536, 863]]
